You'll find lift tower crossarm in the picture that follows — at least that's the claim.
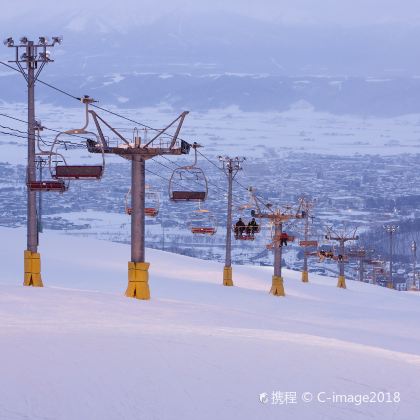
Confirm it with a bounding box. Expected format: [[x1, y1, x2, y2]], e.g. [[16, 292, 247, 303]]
[[89, 110, 129, 147], [143, 111, 189, 149]]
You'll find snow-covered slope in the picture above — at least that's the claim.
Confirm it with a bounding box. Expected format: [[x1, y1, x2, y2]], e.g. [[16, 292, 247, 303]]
[[1, 227, 419, 420]]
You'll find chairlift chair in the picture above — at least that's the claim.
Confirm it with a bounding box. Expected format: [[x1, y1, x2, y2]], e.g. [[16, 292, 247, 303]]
[[189, 208, 217, 235], [233, 198, 261, 241], [49, 96, 105, 181], [125, 185, 160, 218], [27, 180, 67, 193], [169, 143, 208, 202], [31, 126, 68, 193]]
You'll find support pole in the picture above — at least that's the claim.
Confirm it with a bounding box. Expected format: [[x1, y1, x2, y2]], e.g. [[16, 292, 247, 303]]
[[86, 108, 191, 299], [384, 224, 398, 289], [220, 156, 244, 286], [223, 164, 234, 286], [389, 231, 394, 289], [411, 241, 417, 290], [271, 221, 285, 296], [337, 239, 346, 289], [5, 36, 62, 287], [126, 155, 150, 299], [359, 257, 364, 282], [302, 213, 309, 283], [24, 42, 43, 287], [325, 228, 358, 289]]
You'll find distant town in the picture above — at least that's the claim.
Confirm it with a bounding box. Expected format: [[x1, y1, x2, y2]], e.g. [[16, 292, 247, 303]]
[[1, 151, 419, 290]]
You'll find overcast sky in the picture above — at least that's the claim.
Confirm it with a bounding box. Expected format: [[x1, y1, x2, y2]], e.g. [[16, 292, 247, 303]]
[[2, 0, 420, 26]]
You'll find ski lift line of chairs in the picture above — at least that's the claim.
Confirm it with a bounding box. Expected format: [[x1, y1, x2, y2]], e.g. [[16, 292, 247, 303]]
[[125, 186, 160, 218], [169, 142, 208, 202], [189, 208, 217, 235]]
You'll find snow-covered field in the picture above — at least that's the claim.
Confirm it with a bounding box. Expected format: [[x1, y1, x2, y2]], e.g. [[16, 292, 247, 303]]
[[1, 227, 419, 420], [1, 103, 420, 166]]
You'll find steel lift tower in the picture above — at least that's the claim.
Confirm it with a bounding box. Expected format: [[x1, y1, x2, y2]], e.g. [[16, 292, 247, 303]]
[[219, 156, 245, 287], [298, 196, 316, 283], [4, 36, 62, 287], [383, 224, 399, 289], [325, 227, 359, 289], [252, 198, 302, 297], [87, 107, 191, 299]]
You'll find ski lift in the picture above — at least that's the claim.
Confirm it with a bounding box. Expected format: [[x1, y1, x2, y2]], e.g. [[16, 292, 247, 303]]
[[299, 240, 319, 258], [317, 246, 348, 262], [189, 206, 217, 235], [233, 206, 261, 241], [125, 185, 160, 218], [27, 180, 67, 193], [49, 96, 105, 180], [271, 228, 295, 247], [29, 124, 69, 193], [299, 240, 318, 247], [233, 189, 261, 241], [169, 143, 208, 201], [233, 221, 260, 241]]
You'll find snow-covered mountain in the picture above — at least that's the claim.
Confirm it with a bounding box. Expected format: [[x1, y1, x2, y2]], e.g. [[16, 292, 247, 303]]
[[2, 71, 420, 117], [1, 226, 419, 419], [2, 9, 420, 77], [2, 8, 420, 115]]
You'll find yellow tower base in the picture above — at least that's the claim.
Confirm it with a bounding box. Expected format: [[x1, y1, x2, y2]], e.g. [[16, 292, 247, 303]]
[[223, 266, 234, 286], [23, 250, 43, 287], [301, 270, 309, 283], [125, 261, 150, 300], [386, 282, 394, 289], [337, 275, 346, 289], [270, 275, 285, 296]]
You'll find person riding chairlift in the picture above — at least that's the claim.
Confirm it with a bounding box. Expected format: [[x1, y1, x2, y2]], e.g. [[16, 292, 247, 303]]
[[246, 218, 259, 237], [235, 218, 246, 239], [280, 232, 289, 247], [319, 249, 334, 261]]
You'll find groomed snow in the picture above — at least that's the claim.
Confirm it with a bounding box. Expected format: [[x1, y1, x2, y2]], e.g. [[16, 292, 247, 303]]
[[0, 227, 419, 420]]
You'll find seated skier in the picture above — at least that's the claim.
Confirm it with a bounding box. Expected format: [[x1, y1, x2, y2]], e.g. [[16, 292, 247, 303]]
[[246, 218, 259, 237], [235, 218, 246, 239]]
